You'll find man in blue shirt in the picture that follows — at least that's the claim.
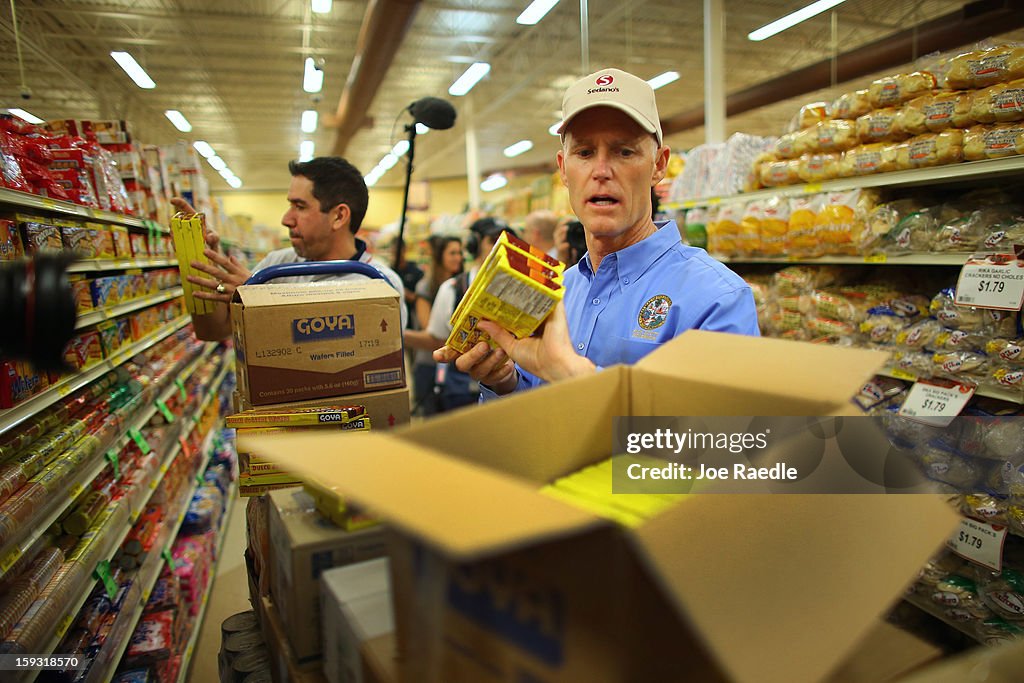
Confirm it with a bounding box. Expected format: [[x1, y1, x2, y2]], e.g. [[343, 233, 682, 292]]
[[434, 67, 759, 398]]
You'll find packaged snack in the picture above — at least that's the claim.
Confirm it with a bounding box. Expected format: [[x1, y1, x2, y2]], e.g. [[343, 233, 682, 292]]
[[0, 219, 23, 261], [978, 569, 1024, 621], [946, 45, 1024, 90], [854, 376, 907, 410], [896, 319, 943, 349], [869, 71, 937, 108], [986, 339, 1024, 364], [916, 442, 983, 490], [831, 89, 871, 120], [963, 123, 1024, 160], [17, 217, 63, 255], [816, 189, 876, 254], [931, 351, 989, 380], [787, 194, 824, 257], [860, 307, 906, 346]]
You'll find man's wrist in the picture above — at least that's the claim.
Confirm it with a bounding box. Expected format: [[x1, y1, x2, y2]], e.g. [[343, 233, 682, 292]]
[[483, 368, 519, 396]]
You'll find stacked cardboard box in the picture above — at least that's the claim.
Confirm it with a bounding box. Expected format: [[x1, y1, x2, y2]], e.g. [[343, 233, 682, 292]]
[[320, 558, 394, 683]]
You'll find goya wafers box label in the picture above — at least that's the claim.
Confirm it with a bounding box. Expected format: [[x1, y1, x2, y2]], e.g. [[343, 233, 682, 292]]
[[232, 280, 404, 406]]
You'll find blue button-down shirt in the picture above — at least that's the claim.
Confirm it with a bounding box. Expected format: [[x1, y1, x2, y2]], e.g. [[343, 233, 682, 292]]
[[481, 220, 759, 400]]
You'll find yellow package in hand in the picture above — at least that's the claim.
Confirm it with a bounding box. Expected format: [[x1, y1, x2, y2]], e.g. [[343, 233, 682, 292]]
[[446, 231, 566, 353], [170, 212, 216, 315]]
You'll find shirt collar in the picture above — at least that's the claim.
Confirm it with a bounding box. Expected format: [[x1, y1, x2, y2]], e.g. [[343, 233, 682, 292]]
[[577, 220, 680, 284], [354, 237, 369, 263]]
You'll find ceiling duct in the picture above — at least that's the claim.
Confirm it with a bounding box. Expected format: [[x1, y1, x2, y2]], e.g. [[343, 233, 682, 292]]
[[331, 0, 422, 155], [662, 0, 1024, 136]]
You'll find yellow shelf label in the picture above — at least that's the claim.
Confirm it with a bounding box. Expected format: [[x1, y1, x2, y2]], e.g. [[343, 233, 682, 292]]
[[707, 197, 722, 205], [0, 547, 23, 572], [889, 368, 918, 381], [863, 253, 887, 263], [58, 614, 73, 638], [803, 183, 823, 193]]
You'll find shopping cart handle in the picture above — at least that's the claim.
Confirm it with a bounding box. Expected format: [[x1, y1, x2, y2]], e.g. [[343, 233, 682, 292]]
[[245, 260, 393, 288]]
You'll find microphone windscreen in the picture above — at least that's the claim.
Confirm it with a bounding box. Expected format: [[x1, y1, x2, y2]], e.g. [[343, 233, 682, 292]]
[[409, 97, 457, 130]]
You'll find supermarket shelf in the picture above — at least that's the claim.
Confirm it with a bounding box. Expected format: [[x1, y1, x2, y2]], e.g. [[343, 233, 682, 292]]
[[0, 316, 191, 436], [67, 258, 176, 273], [665, 156, 1024, 209], [76, 287, 184, 329], [0, 186, 168, 233], [718, 253, 970, 267], [877, 367, 1024, 405], [177, 478, 238, 683], [902, 591, 984, 644]]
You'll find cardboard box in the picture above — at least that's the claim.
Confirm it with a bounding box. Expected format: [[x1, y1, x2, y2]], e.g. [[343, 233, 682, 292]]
[[234, 386, 411, 431], [823, 621, 941, 682], [260, 596, 330, 683], [249, 331, 962, 683], [269, 489, 389, 666], [231, 281, 405, 406], [321, 558, 393, 683], [360, 633, 398, 683], [896, 634, 1024, 682]]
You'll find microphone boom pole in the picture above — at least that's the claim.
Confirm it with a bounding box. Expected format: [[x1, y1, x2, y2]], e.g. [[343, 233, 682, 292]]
[[393, 121, 417, 270]]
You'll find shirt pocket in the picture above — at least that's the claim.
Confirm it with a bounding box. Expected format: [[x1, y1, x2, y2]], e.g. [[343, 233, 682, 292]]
[[610, 335, 664, 365]]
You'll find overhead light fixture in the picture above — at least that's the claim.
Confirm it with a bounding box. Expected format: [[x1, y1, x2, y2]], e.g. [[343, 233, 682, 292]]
[[301, 110, 318, 133], [311, 0, 332, 13], [192, 141, 216, 159], [392, 140, 410, 156], [503, 140, 534, 157], [299, 140, 315, 161], [226, 176, 243, 188], [646, 71, 680, 90], [379, 153, 399, 171], [448, 62, 490, 97], [365, 168, 383, 187], [208, 156, 227, 171], [110, 51, 156, 89], [164, 110, 192, 132], [415, 123, 429, 135], [548, 122, 561, 136], [303, 58, 324, 93], [748, 0, 848, 41], [480, 174, 508, 192], [517, 0, 560, 25], [7, 108, 44, 124]]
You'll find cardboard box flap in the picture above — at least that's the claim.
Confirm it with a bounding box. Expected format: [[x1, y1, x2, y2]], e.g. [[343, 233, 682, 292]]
[[234, 279, 397, 306], [629, 494, 959, 683], [634, 330, 888, 405], [250, 431, 605, 559]]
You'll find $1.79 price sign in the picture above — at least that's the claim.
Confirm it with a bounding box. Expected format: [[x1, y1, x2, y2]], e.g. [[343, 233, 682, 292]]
[[898, 378, 975, 427], [954, 249, 1024, 311], [946, 517, 1007, 572]]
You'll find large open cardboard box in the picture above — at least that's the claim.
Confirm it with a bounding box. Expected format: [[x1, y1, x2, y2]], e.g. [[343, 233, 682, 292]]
[[250, 331, 961, 683]]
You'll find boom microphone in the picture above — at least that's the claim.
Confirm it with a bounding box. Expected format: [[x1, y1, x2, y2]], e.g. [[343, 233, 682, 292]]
[[408, 97, 457, 130]]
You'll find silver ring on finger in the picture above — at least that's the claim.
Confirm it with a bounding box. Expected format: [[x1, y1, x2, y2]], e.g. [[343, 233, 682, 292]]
[[216, 282, 227, 294]]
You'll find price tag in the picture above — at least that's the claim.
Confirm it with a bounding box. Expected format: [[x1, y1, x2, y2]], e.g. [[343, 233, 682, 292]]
[[682, 200, 697, 209], [898, 378, 975, 427], [41, 198, 59, 210], [69, 483, 85, 499], [57, 614, 73, 638], [707, 197, 721, 205], [105, 449, 120, 479], [93, 559, 119, 600], [803, 183, 823, 193], [954, 251, 1024, 311], [129, 428, 152, 455], [156, 399, 175, 423], [863, 253, 888, 263], [0, 547, 23, 573], [887, 367, 917, 382], [946, 517, 1007, 571], [175, 378, 187, 401], [57, 384, 74, 397], [162, 548, 177, 569]]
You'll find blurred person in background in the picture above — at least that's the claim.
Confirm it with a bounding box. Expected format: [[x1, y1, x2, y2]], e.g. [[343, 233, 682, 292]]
[[552, 214, 576, 264], [522, 209, 559, 259], [403, 235, 464, 415]]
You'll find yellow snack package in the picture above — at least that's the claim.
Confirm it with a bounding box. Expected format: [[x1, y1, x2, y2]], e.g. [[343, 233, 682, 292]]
[[170, 212, 216, 315]]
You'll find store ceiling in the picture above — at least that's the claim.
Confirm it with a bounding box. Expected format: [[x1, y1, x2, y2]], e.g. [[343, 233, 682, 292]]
[[2, 0, 1024, 199]]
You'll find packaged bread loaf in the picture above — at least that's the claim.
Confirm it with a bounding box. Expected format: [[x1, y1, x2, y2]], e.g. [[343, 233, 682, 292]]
[[895, 93, 970, 136], [759, 195, 789, 256], [787, 194, 824, 258], [842, 143, 900, 176], [815, 189, 877, 255], [815, 119, 858, 152], [797, 152, 840, 183], [869, 71, 937, 108], [832, 89, 871, 120], [894, 130, 964, 169], [946, 45, 1024, 90], [737, 200, 763, 256], [705, 202, 742, 256], [856, 108, 906, 143], [969, 78, 1024, 123], [963, 123, 1024, 160], [774, 127, 818, 159], [758, 157, 801, 187], [790, 101, 829, 131]]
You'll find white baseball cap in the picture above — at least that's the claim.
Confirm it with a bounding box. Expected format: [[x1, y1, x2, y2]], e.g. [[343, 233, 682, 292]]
[[557, 68, 663, 146]]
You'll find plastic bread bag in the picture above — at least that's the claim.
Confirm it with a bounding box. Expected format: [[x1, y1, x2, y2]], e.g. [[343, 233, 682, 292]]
[[814, 119, 858, 152], [978, 617, 1024, 645], [923, 90, 975, 131], [705, 202, 742, 256], [894, 130, 964, 170], [787, 194, 825, 258], [758, 157, 801, 187], [894, 318, 943, 350], [832, 89, 871, 120], [946, 44, 1024, 90], [773, 127, 818, 159], [896, 94, 933, 136], [805, 316, 858, 341], [759, 194, 789, 256], [931, 350, 990, 381], [979, 218, 1024, 252], [869, 71, 937, 108], [933, 207, 1009, 252], [854, 375, 908, 411], [970, 78, 1024, 124], [790, 101, 829, 131], [915, 440, 983, 490], [770, 264, 841, 296], [797, 152, 840, 184], [840, 142, 900, 176], [989, 366, 1024, 395], [859, 306, 909, 346], [977, 569, 1024, 622], [856, 108, 906, 143], [963, 122, 1024, 160], [932, 326, 987, 352], [915, 553, 970, 590], [816, 189, 877, 255], [737, 200, 763, 256], [986, 338, 1024, 364], [930, 289, 989, 331]]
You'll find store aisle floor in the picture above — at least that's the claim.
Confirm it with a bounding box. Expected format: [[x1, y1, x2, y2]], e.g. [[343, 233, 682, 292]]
[[184, 495, 251, 682]]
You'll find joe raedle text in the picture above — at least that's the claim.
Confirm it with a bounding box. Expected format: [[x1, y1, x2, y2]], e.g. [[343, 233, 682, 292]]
[[626, 461, 798, 481]]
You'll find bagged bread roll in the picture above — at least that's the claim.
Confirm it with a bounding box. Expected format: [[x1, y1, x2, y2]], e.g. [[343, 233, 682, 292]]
[[815, 119, 858, 152], [897, 95, 932, 136], [774, 127, 818, 159], [869, 71, 937, 108], [963, 123, 1024, 160], [922, 90, 974, 131], [758, 157, 801, 187], [797, 152, 840, 183], [706, 202, 742, 256], [832, 89, 871, 120], [946, 45, 1024, 90], [856, 108, 905, 143], [894, 130, 964, 169], [843, 143, 900, 176], [815, 189, 877, 255], [791, 101, 829, 131], [737, 200, 763, 256], [787, 194, 825, 258], [759, 195, 789, 256], [969, 78, 1024, 123]]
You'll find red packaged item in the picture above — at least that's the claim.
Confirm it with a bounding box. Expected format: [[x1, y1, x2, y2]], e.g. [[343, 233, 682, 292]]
[[18, 217, 62, 254], [30, 180, 71, 202], [0, 114, 39, 136], [0, 132, 31, 192], [89, 224, 116, 259], [130, 233, 150, 260], [18, 138, 55, 164], [64, 331, 104, 371], [0, 360, 48, 408], [17, 157, 52, 184], [0, 219, 24, 261], [111, 225, 132, 258], [60, 222, 99, 258], [124, 609, 174, 667]]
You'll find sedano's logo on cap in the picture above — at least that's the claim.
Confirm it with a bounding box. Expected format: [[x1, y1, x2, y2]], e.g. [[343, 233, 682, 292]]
[[588, 73, 620, 95]]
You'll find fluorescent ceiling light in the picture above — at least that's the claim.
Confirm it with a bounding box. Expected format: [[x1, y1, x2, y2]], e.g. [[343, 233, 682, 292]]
[[208, 156, 227, 171], [748, 0, 848, 41], [548, 122, 561, 136], [193, 141, 216, 158], [480, 174, 508, 192], [503, 140, 534, 157], [8, 108, 43, 124], [299, 140, 315, 162], [365, 175, 379, 188], [301, 110, 318, 134], [380, 153, 399, 171], [303, 58, 324, 93], [218, 167, 235, 180], [646, 71, 680, 90], [311, 0, 332, 13], [110, 51, 156, 89], [392, 140, 410, 156], [164, 110, 192, 132], [517, 0, 560, 25], [226, 176, 242, 188], [448, 62, 490, 96], [415, 123, 429, 135]]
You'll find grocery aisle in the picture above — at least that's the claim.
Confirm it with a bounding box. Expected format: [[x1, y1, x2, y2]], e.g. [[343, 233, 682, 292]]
[[184, 492, 251, 682]]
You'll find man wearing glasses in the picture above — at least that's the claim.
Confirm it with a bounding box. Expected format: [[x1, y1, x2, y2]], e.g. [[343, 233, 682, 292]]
[[174, 156, 406, 342]]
